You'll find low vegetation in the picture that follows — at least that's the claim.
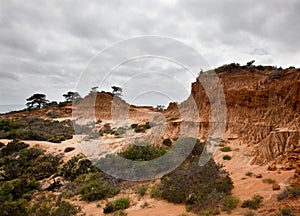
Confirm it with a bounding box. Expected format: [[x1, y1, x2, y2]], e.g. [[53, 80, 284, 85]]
[[118, 144, 167, 161], [0, 118, 74, 142], [245, 171, 253, 177], [277, 186, 300, 201], [64, 147, 75, 153], [103, 197, 130, 214], [220, 146, 232, 152], [72, 173, 120, 202], [136, 185, 148, 198], [241, 194, 263, 210], [150, 138, 234, 214], [262, 178, 276, 184], [223, 155, 232, 160], [222, 195, 239, 213], [0, 140, 79, 215], [162, 138, 172, 147]]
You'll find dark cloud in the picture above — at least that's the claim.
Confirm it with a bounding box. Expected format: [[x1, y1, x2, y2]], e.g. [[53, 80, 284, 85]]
[[0, 0, 299, 110]]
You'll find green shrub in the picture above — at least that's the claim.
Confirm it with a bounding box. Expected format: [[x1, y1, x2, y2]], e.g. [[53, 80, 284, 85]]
[[241, 194, 263, 210], [134, 125, 146, 133], [137, 185, 148, 197], [0, 199, 28, 216], [162, 138, 172, 147], [23, 154, 61, 180], [130, 123, 138, 129], [64, 147, 75, 153], [113, 210, 128, 216], [223, 155, 232, 160], [151, 137, 233, 214], [0, 178, 39, 202], [29, 194, 80, 216], [118, 144, 167, 161], [0, 118, 74, 142], [280, 207, 295, 216], [58, 155, 97, 180], [150, 183, 163, 199], [220, 146, 232, 152], [262, 178, 276, 184], [277, 186, 300, 201], [74, 173, 119, 202], [0, 140, 29, 157], [103, 197, 130, 214], [222, 195, 239, 213], [245, 171, 253, 177]]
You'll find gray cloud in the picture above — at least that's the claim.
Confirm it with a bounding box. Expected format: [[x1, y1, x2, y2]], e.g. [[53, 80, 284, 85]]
[[0, 0, 299, 111]]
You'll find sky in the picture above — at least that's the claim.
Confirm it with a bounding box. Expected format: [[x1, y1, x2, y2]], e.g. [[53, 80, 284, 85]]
[[1, 0, 300, 112]]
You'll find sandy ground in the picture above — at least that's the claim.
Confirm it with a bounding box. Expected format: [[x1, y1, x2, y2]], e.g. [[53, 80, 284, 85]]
[[1, 134, 296, 216], [213, 139, 295, 215]]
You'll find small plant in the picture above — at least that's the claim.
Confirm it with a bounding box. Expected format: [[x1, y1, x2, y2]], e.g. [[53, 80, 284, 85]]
[[277, 186, 300, 201], [222, 195, 239, 213], [245, 171, 253, 177], [64, 147, 75, 153], [103, 197, 130, 214], [137, 185, 148, 197], [74, 173, 119, 201], [220, 146, 232, 152], [223, 155, 232, 160], [162, 138, 172, 147], [280, 207, 295, 216], [113, 210, 128, 216], [241, 194, 263, 210], [262, 178, 276, 184]]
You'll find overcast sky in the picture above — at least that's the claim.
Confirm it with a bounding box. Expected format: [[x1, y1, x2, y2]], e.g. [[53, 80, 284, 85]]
[[1, 0, 300, 112]]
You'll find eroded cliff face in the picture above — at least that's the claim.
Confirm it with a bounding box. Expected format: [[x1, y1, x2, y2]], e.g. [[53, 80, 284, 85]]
[[168, 67, 300, 166]]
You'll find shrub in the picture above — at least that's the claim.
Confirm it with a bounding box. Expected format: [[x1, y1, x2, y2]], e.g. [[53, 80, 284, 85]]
[[151, 137, 233, 214], [0, 118, 74, 142], [162, 138, 172, 147], [220, 146, 232, 152], [241, 194, 263, 210], [223, 155, 232, 160], [280, 207, 295, 216], [64, 147, 75, 153], [113, 210, 128, 216], [58, 155, 98, 180], [23, 154, 61, 180], [134, 125, 146, 133], [262, 178, 276, 184], [29, 194, 80, 216], [222, 195, 239, 213], [130, 123, 138, 129], [0, 140, 29, 157], [0, 199, 28, 216], [277, 186, 300, 201], [245, 171, 253, 177], [118, 144, 167, 161], [137, 185, 147, 197], [103, 197, 130, 214], [74, 173, 119, 202]]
